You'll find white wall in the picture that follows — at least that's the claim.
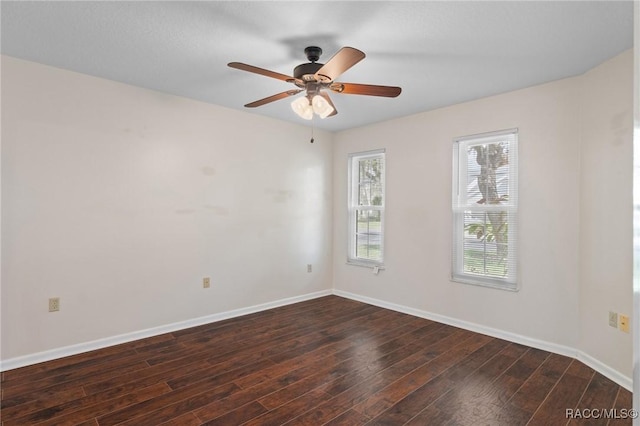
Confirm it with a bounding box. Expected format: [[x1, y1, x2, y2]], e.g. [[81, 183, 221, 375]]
[[1, 49, 634, 386], [333, 50, 633, 379], [1, 56, 333, 360], [579, 51, 634, 377]]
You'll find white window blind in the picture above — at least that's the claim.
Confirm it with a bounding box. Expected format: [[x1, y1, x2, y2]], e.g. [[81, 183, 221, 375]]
[[348, 150, 385, 266], [452, 129, 518, 290]]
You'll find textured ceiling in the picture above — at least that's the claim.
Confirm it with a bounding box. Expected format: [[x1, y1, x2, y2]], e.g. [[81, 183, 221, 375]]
[[1, 1, 634, 132]]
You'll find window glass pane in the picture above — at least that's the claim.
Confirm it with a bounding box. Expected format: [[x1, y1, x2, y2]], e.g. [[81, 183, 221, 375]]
[[452, 131, 517, 289], [358, 158, 384, 206], [462, 211, 510, 278], [349, 150, 384, 266], [465, 142, 510, 205], [355, 209, 382, 261]]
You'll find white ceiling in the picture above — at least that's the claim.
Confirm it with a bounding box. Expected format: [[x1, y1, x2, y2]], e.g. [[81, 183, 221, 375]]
[[1, 1, 633, 132]]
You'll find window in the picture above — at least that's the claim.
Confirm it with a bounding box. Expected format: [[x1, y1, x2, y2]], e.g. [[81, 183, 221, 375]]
[[452, 129, 518, 290], [348, 150, 385, 266]]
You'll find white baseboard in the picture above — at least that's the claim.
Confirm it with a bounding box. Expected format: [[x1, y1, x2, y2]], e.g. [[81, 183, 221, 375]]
[[0, 289, 332, 372], [333, 289, 633, 392]]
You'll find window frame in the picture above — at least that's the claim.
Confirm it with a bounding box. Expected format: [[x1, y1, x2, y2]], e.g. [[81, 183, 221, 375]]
[[347, 149, 386, 268], [452, 129, 518, 291]]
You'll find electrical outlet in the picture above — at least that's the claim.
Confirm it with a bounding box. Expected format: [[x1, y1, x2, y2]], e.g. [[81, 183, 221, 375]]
[[203, 277, 210, 288], [49, 297, 60, 312], [307, 264, 312, 273], [609, 311, 618, 328], [619, 314, 630, 333]]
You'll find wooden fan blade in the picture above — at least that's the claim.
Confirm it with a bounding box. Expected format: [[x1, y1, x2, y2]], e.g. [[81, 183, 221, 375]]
[[245, 90, 302, 108], [228, 62, 295, 82], [330, 82, 402, 98], [318, 92, 338, 117], [314, 47, 365, 82]]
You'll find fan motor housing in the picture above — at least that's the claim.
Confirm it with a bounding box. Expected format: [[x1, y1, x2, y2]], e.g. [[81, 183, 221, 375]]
[[294, 62, 323, 82]]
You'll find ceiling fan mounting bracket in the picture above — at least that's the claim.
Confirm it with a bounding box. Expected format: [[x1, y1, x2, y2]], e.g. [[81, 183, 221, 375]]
[[304, 46, 322, 62]]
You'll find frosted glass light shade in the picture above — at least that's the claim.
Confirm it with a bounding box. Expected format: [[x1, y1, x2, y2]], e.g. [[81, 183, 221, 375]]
[[311, 95, 334, 119], [291, 96, 313, 120]]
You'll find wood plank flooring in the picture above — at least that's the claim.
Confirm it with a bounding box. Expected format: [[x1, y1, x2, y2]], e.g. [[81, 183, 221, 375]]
[[0, 296, 633, 425]]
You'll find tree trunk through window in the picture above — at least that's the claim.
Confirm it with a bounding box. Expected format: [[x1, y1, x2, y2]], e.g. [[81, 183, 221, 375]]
[[472, 143, 508, 260]]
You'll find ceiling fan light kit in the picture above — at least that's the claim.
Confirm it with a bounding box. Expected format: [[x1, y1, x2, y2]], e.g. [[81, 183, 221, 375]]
[[291, 96, 314, 120], [290, 94, 335, 120], [311, 95, 334, 118], [228, 46, 402, 121]]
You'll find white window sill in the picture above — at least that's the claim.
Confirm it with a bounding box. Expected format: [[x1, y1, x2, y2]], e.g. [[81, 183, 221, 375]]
[[347, 259, 385, 273], [451, 274, 518, 292]]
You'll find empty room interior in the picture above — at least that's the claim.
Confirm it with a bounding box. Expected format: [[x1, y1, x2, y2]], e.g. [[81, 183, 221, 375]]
[[1, 1, 638, 425]]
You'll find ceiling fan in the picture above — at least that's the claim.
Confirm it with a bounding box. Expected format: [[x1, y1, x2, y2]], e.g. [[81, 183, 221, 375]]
[[228, 46, 402, 120]]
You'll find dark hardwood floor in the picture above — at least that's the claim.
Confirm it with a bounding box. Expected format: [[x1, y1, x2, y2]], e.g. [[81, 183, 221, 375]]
[[0, 296, 633, 425]]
